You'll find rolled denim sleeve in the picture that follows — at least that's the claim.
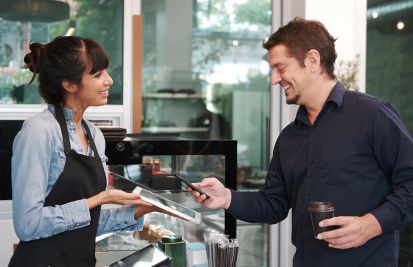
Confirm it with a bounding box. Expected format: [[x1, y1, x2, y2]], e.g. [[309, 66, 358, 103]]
[[97, 205, 144, 235]]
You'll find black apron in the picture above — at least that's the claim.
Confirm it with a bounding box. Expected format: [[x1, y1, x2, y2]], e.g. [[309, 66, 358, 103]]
[[9, 105, 106, 267]]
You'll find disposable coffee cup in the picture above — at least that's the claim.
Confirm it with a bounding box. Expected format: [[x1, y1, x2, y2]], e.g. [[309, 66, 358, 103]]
[[309, 201, 336, 238], [158, 234, 186, 267]]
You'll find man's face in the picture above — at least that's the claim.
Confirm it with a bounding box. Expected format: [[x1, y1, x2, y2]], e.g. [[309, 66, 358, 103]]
[[268, 44, 310, 105]]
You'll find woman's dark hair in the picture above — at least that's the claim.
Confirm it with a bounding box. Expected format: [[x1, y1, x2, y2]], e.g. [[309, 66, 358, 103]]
[[263, 17, 337, 79], [24, 36, 109, 104]]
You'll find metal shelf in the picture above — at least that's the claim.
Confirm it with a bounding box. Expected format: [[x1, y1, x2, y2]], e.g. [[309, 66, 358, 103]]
[[142, 93, 204, 99], [141, 127, 208, 133]]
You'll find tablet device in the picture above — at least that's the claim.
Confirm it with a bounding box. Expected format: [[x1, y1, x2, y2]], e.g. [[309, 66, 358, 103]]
[[133, 185, 202, 224], [109, 171, 151, 192], [109, 172, 202, 224], [175, 175, 210, 199]]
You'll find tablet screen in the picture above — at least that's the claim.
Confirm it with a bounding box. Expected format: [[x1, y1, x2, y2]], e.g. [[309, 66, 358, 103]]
[[133, 185, 201, 223], [109, 171, 201, 224]]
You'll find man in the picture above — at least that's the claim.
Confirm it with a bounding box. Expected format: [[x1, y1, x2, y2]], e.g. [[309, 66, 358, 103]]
[[189, 17, 413, 266]]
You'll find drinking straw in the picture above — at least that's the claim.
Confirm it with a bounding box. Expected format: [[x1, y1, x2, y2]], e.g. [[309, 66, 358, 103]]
[[204, 233, 239, 267]]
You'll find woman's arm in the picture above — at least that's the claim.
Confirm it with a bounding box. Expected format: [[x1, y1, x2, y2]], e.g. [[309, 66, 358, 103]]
[[12, 116, 93, 241]]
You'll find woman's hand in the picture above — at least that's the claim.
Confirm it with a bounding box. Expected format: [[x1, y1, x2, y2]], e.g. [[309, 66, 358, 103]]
[[87, 189, 140, 209], [88, 189, 186, 220], [133, 199, 183, 219]]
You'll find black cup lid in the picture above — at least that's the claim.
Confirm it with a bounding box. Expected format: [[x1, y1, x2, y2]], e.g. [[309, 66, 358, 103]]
[[161, 234, 182, 243], [309, 201, 335, 212]]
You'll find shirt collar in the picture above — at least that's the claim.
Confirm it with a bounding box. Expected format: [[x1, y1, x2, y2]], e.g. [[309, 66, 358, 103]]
[[48, 104, 75, 122], [295, 81, 346, 124], [325, 81, 346, 107]]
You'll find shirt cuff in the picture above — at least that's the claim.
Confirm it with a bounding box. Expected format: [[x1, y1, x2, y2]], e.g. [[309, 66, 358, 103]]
[[227, 189, 241, 214], [62, 199, 91, 230], [370, 203, 400, 234], [115, 205, 143, 231]]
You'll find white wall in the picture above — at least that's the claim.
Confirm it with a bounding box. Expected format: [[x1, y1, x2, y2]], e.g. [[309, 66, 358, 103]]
[[306, 0, 367, 92]]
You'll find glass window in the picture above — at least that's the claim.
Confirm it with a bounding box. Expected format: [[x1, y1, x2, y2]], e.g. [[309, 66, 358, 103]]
[[0, 0, 124, 104], [142, 0, 271, 266], [142, 0, 271, 169], [366, 0, 413, 265]]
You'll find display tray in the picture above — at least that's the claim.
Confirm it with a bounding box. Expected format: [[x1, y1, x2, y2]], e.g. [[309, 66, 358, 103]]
[[109, 244, 172, 267], [98, 126, 127, 133], [103, 135, 127, 140]]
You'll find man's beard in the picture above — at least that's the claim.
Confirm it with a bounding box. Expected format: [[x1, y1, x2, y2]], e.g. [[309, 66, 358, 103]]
[[286, 95, 299, 105]]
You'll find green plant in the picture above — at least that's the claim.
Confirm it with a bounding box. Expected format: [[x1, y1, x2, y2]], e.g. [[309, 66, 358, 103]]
[[10, 69, 32, 86], [336, 55, 360, 91]]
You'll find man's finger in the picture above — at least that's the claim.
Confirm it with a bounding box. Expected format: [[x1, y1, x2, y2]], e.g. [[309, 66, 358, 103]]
[[319, 216, 352, 227], [197, 178, 217, 187], [317, 226, 347, 240]]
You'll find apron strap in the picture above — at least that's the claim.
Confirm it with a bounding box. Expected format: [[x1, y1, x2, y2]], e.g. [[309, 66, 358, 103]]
[[54, 105, 71, 154], [82, 120, 100, 159], [54, 105, 100, 159]]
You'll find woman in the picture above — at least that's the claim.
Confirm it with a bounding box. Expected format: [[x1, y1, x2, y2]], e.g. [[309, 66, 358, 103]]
[[9, 36, 160, 266]]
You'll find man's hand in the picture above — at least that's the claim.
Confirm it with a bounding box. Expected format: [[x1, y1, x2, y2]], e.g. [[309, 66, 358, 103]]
[[188, 178, 232, 209], [316, 213, 382, 249]]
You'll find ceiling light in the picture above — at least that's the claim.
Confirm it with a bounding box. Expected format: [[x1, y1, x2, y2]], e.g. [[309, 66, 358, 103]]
[[396, 21, 405, 30], [64, 20, 76, 36], [0, 0, 69, 22]]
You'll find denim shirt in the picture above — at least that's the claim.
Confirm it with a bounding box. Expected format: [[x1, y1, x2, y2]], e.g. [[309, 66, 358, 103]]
[[12, 105, 143, 241]]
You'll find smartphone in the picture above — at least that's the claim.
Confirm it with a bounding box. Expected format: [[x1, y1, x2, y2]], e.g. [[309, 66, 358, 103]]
[[175, 175, 210, 199]]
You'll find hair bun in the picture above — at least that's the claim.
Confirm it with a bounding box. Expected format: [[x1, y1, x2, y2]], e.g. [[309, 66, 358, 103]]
[[24, 42, 45, 73]]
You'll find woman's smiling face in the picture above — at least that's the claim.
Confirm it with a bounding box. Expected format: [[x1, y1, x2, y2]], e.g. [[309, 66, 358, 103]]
[[75, 68, 113, 109]]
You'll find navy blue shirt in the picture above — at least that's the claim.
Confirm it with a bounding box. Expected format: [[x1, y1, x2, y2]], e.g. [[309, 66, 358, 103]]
[[228, 82, 413, 266]]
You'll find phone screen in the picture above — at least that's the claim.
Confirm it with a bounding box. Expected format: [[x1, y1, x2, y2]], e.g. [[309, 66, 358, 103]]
[[175, 175, 210, 199]]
